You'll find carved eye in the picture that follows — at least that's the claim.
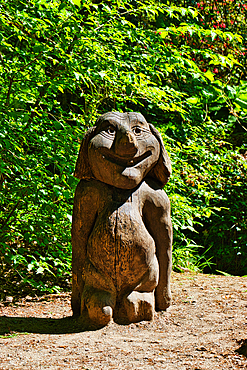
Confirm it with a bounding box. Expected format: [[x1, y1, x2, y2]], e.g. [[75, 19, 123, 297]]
[[105, 126, 116, 136], [132, 126, 142, 135]]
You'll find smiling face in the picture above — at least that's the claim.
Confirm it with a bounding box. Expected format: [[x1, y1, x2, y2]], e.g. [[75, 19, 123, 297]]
[[88, 112, 160, 189]]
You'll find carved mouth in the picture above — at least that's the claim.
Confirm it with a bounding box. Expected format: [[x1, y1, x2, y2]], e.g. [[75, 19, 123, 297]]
[[101, 150, 152, 167]]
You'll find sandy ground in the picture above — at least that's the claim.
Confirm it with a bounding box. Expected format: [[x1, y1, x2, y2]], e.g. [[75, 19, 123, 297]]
[[0, 272, 246, 369]]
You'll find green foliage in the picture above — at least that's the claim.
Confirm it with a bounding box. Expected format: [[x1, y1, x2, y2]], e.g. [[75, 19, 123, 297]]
[[0, 0, 246, 295], [0, 113, 76, 294]]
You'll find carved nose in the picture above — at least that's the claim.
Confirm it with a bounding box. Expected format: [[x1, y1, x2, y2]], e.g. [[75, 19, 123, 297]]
[[114, 130, 138, 157]]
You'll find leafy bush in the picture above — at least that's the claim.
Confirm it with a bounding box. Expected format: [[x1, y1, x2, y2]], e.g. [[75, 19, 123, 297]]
[[0, 0, 246, 296]]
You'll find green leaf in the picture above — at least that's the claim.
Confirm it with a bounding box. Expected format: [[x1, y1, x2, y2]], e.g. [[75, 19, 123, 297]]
[[235, 98, 247, 110], [71, 0, 81, 6], [36, 266, 45, 274], [187, 97, 199, 105], [204, 70, 214, 82]]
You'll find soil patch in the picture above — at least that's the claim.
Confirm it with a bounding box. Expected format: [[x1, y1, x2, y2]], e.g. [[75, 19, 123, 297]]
[[0, 272, 246, 369]]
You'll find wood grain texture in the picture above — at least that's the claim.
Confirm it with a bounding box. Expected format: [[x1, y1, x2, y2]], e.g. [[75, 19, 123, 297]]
[[72, 112, 172, 326]]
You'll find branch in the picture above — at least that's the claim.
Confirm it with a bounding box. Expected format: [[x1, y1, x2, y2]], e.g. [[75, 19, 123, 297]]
[[5, 77, 14, 106], [1, 198, 22, 228], [19, 51, 43, 72]]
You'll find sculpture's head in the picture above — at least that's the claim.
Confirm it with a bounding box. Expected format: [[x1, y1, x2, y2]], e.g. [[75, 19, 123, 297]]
[[74, 112, 171, 189]]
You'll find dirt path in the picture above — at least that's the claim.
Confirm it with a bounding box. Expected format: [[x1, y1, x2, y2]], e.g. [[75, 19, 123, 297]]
[[0, 272, 246, 369]]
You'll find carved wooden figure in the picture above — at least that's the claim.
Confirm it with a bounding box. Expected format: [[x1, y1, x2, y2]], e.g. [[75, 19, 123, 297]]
[[71, 112, 172, 326]]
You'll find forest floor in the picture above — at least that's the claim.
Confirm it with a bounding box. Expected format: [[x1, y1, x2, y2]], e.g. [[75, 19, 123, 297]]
[[0, 272, 246, 369]]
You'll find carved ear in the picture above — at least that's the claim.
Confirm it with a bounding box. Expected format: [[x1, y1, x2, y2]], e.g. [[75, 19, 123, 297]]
[[148, 123, 172, 186], [74, 127, 96, 180]]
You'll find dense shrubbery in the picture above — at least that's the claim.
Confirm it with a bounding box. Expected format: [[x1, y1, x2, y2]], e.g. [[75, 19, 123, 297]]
[[0, 0, 246, 296]]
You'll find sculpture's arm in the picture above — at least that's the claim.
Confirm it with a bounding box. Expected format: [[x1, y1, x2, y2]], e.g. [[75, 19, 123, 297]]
[[142, 185, 173, 311], [71, 180, 99, 316]]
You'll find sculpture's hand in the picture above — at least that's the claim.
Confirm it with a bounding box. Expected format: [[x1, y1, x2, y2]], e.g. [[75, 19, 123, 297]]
[[143, 183, 173, 311]]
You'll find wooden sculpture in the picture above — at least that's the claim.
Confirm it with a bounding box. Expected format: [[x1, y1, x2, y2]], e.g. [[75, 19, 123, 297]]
[[71, 112, 172, 326]]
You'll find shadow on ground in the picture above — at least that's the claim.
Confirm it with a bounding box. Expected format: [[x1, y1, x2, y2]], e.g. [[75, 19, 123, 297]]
[[0, 313, 100, 336]]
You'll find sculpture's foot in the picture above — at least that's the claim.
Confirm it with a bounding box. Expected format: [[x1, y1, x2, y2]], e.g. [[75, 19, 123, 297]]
[[88, 304, 113, 327], [115, 291, 154, 324], [84, 288, 115, 327], [155, 286, 172, 311]]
